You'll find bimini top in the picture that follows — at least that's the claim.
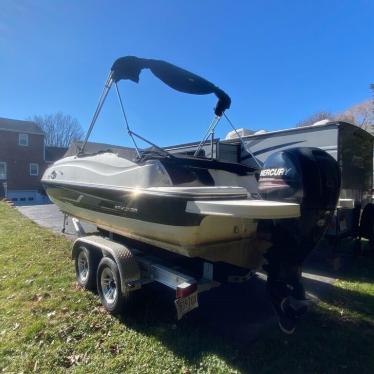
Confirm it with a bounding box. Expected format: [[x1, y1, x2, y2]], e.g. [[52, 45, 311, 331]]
[[111, 56, 231, 117]]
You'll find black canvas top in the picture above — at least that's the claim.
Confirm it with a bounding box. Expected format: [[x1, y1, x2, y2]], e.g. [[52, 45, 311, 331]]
[[111, 56, 231, 116]]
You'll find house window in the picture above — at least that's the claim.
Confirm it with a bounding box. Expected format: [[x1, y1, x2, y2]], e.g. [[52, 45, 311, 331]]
[[0, 162, 6, 179], [19, 133, 29, 146], [30, 163, 39, 176]]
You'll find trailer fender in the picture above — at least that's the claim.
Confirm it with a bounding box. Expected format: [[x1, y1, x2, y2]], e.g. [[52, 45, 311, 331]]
[[72, 235, 141, 294]]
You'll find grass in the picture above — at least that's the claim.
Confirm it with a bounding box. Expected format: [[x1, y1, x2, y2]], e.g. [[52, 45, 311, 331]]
[[0, 202, 374, 373]]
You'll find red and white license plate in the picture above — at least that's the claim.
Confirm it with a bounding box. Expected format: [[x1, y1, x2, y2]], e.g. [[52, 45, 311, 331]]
[[174, 291, 198, 320]]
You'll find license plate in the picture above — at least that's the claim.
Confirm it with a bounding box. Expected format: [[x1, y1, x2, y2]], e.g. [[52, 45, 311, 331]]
[[174, 291, 198, 320]]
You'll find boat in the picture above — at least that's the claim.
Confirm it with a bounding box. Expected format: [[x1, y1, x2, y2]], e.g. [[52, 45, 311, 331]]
[[42, 150, 300, 269], [42, 56, 340, 332]]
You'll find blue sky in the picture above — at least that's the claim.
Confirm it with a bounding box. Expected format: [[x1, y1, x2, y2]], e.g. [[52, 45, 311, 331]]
[[0, 0, 373, 147]]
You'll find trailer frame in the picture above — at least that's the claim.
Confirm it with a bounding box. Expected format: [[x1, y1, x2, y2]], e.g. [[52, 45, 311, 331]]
[[70, 218, 246, 319]]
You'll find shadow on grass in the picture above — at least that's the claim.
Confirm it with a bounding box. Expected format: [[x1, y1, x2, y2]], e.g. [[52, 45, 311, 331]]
[[112, 270, 374, 374], [76, 233, 374, 372], [115, 279, 273, 373]]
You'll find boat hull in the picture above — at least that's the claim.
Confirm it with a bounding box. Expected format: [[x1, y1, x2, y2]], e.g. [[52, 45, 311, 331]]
[[44, 183, 271, 270]]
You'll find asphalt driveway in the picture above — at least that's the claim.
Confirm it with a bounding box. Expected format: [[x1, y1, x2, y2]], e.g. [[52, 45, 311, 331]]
[[17, 203, 96, 238]]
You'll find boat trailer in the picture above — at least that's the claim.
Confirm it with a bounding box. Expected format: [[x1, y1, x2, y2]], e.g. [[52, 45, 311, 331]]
[[68, 217, 254, 320], [65, 215, 311, 333]]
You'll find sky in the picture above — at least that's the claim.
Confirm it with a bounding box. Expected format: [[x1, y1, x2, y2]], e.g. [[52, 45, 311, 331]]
[[0, 0, 373, 148]]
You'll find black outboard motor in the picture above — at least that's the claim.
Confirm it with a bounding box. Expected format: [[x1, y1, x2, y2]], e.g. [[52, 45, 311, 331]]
[[258, 147, 340, 333]]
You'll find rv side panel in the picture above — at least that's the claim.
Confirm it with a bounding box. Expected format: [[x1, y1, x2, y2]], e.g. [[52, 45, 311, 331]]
[[237, 125, 338, 167], [338, 124, 373, 206]]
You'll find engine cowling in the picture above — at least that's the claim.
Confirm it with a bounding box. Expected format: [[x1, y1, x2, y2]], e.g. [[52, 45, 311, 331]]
[[258, 147, 340, 210], [258, 147, 340, 257], [257, 147, 340, 311]]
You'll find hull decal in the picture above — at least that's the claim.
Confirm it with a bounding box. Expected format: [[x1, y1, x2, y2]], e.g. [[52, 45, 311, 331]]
[[44, 183, 205, 226]]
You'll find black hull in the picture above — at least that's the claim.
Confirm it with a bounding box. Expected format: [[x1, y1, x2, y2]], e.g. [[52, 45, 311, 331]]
[[43, 182, 205, 227]]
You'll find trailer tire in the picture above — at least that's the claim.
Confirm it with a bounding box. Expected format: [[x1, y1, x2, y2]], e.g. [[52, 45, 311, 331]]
[[97, 257, 125, 314], [75, 246, 98, 290]]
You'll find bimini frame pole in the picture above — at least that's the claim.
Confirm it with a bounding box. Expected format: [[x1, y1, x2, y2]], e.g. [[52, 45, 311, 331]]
[[79, 71, 114, 155], [223, 113, 262, 169], [114, 82, 141, 158], [193, 115, 221, 157]]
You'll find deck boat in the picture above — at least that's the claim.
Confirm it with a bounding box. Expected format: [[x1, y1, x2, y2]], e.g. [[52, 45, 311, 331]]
[[42, 148, 300, 270], [42, 56, 340, 332]]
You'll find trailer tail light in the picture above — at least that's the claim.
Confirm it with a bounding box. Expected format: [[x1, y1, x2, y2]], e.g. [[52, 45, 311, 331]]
[[176, 282, 197, 298]]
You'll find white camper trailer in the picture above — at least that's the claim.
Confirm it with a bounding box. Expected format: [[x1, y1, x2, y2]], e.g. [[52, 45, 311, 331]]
[[169, 121, 373, 206], [225, 121, 374, 246], [226, 121, 373, 207], [167, 121, 373, 247]]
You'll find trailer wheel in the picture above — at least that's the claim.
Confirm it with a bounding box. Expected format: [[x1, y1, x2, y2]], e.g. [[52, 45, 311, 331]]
[[75, 246, 98, 290], [97, 257, 125, 314]]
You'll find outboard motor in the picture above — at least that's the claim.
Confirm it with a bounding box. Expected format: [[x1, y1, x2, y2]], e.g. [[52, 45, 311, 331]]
[[258, 147, 340, 333]]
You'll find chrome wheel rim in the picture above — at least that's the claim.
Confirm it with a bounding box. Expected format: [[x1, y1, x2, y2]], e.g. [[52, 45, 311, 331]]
[[101, 267, 117, 305], [77, 251, 89, 282]]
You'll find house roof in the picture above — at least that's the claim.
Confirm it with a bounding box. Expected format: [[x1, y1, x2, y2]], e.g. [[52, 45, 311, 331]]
[[0, 117, 44, 135], [45, 146, 68, 162]]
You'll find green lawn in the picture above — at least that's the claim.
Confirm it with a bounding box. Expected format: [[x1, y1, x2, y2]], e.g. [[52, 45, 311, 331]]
[[0, 202, 373, 373]]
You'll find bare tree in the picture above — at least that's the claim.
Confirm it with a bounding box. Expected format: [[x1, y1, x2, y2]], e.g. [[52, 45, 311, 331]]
[[335, 99, 374, 133], [296, 111, 333, 127], [30, 112, 84, 147], [296, 85, 374, 134]]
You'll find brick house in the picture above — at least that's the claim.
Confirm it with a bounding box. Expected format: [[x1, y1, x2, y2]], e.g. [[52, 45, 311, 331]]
[[0, 117, 67, 204]]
